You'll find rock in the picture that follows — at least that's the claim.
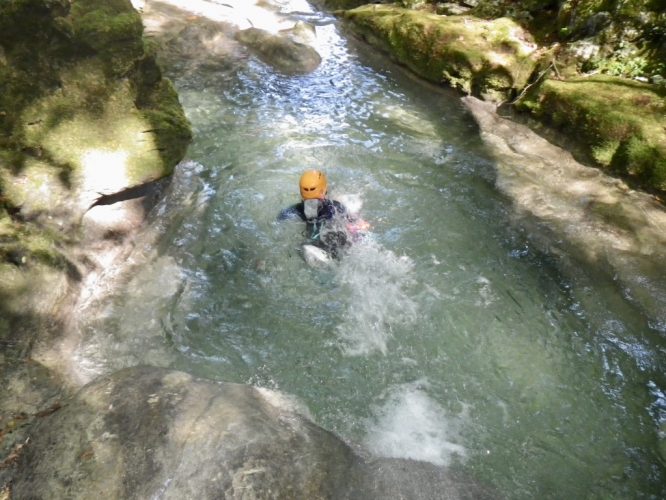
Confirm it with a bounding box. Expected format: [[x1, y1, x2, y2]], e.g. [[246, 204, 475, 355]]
[[235, 26, 322, 75], [280, 20, 317, 46], [584, 11, 612, 36], [12, 366, 356, 499], [0, 1, 192, 465], [10, 366, 494, 499], [436, 3, 472, 16], [0, 0, 191, 241], [462, 95, 666, 328], [341, 5, 539, 103], [310, 0, 371, 10]]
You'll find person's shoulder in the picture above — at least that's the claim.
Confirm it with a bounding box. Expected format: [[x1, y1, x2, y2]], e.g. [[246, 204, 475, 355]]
[[278, 202, 305, 220]]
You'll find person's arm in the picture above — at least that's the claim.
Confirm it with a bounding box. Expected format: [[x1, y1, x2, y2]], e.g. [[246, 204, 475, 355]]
[[332, 200, 370, 234], [278, 203, 305, 221]]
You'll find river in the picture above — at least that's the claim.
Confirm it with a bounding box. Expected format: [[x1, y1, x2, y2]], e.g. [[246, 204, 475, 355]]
[[77, 1, 665, 497]]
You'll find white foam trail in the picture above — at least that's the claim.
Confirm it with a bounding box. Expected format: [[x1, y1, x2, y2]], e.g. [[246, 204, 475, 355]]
[[335, 239, 418, 355], [364, 381, 466, 466]]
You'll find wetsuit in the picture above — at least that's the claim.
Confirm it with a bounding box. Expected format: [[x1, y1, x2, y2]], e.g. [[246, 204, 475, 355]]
[[278, 199, 350, 257]]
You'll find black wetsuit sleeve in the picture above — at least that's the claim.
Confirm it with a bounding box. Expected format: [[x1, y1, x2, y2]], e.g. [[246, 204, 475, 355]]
[[278, 203, 305, 221]]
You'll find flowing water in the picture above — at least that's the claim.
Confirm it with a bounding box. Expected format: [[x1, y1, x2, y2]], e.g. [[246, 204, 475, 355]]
[[79, 2, 665, 498]]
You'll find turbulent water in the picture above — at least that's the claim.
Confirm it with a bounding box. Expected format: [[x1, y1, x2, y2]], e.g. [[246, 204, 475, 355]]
[[78, 2, 665, 498]]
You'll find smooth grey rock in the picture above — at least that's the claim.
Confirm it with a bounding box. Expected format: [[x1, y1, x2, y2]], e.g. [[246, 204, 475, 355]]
[[11, 366, 494, 499], [235, 26, 322, 74], [462, 96, 666, 328], [12, 366, 355, 499]]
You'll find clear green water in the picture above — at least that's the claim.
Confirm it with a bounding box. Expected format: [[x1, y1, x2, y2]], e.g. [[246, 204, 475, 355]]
[[83, 7, 665, 498]]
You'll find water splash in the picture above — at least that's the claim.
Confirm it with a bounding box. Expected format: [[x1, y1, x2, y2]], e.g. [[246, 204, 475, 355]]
[[363, 380, 466, 466], [335, 240, 418, 355]]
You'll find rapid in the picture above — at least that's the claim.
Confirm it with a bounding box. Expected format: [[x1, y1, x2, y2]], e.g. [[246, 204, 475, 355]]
[[74, 1, 665, 497]]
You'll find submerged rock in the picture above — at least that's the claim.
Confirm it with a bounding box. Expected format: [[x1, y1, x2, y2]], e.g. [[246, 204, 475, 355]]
[[341, 4, 539, 102], [11, 366, 493, 499], [235, 24, 322, 75]]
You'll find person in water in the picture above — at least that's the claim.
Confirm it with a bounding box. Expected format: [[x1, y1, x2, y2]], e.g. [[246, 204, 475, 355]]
[[278, 170, 368, 259]]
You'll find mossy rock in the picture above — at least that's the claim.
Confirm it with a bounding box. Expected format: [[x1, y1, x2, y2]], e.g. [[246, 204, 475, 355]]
[[516, 75, 666, 192], [0, 0, 191, 227], [0, 0, 191, 278], [68, 0, 144, 77], [342, 5, 539, 102]]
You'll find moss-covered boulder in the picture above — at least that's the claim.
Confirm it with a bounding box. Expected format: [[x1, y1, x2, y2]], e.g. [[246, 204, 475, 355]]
[[341, 5, 539, 102], [0, 1, 191, 450], [0, 0, 191, 241], [516, 75, 666, 192]]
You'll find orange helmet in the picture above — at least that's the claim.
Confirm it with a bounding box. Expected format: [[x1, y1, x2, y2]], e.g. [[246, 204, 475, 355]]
[[299, 170, 327, 200]]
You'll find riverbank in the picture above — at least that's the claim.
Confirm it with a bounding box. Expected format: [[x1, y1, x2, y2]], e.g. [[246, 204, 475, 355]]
[[321, 0, 666, 196], [0, 0, 191, 491]]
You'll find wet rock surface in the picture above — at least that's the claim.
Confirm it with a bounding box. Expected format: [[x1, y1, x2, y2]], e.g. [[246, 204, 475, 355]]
[[11, 366, 492, 500], [0, 0, 191, 490], [463, 95, 666, 327], [140, 0, 323, 76], [235, 25, 322, 74]]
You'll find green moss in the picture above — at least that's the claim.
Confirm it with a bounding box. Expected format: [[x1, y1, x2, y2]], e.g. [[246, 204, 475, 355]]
[[343, 5, 538, 101], [135, 79, 192, 179], [0, 0, 70, 45], [1, 0, 191, 202], [517, 75, 666, 192], [591, 140, 621, 165], [69, 0, 144, 76], [0, 206, 66, 269]]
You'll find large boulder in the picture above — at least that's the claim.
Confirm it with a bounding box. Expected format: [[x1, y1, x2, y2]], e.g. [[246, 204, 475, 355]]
[[0, 0, 191, 240], [11, 366, 494, 499], [341, 4, 539, 102], [12, 366, 355, 499]]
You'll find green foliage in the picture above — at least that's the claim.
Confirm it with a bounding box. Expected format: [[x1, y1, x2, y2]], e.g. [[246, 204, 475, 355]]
[[586, 54, 650, 78]]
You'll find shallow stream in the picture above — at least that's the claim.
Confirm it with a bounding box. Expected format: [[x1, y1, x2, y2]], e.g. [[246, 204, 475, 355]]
[[78, 2, 665, 497]]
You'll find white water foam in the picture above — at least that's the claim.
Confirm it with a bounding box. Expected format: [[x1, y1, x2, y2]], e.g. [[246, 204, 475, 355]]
[[335, 239, 418, 355], [363, 381, 466, 466]]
